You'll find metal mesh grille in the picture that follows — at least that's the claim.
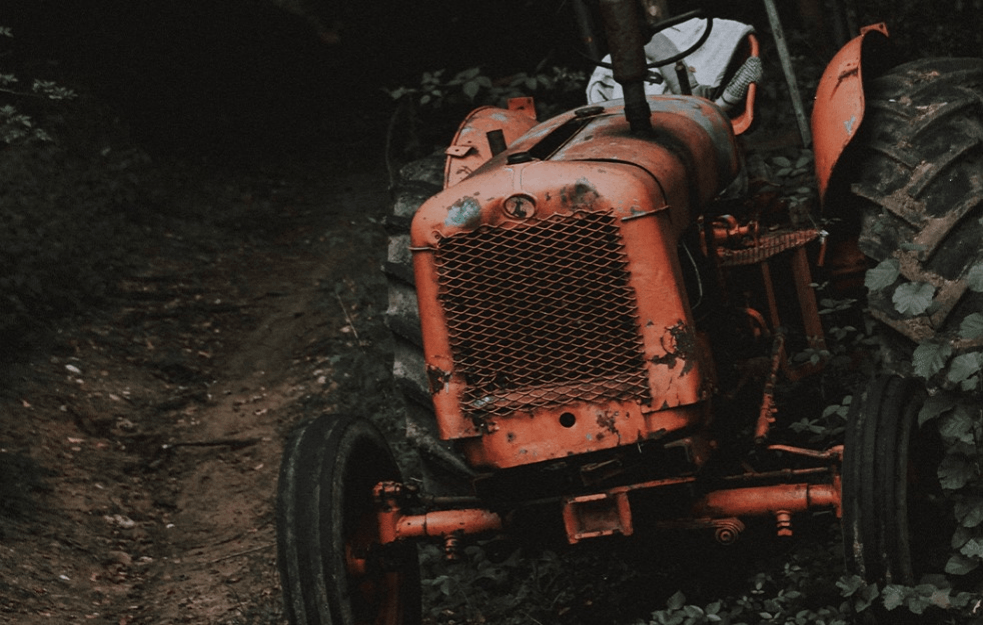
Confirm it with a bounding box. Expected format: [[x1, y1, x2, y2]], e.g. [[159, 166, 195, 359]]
[[434, 211, 650, 417]]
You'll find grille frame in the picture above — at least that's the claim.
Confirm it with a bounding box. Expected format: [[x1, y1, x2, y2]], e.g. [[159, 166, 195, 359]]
[[409, 159, 711, 469], [433, 210, 651, 420]]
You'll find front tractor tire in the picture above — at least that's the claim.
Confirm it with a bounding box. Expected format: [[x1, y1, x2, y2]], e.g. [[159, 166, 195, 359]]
[[842, 375, 952, 586], [276, 414, 421, 625], [844, 57, 983, 365]]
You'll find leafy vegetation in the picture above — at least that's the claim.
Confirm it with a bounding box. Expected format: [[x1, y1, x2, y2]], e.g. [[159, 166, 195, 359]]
[[384, 65, 588, 162], [0, 27, 168, 354], [0, 27, 75, 145]]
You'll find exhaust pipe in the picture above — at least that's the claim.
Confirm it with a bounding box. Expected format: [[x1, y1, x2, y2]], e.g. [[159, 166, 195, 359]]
[[599, 0, 652, 135]]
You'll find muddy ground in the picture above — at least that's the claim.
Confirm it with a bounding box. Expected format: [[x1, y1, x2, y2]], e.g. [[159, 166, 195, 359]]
[[0, 122, 411, 623]]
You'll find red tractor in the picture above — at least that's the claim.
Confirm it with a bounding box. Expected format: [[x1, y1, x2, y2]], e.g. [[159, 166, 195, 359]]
[[276, 3, 983, 623]]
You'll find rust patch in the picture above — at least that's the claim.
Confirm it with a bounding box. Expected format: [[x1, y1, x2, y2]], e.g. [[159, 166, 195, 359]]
[[596, 410, 618, 435], [426, 365, 451, 396], [559, 178, 599, 210], [650, 321, 697, 375]]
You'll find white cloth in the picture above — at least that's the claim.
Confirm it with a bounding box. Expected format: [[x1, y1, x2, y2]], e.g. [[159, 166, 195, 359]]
[[586, 18, 755, 104]]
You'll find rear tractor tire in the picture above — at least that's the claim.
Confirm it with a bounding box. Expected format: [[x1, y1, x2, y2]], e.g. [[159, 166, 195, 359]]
[[842, 375, 952, 586], [276, 414, 421, 625], [845, 57, 983, 369]]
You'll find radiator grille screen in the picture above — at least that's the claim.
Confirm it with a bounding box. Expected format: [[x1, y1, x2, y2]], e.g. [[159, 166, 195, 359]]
[[434, 211, 650, 417]]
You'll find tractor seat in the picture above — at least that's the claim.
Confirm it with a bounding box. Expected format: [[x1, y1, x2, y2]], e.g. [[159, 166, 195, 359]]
[[586, 18, 760, 135]]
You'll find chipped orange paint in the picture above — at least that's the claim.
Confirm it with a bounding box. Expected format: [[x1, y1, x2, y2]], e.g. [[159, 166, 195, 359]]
[[443, 98, 539, 189], [694, 482, 841, 519], [411, 98, 739, 468], [812, 23, 890, 202], [729, 33, 760, 136], [459, 403, 706, 470], [411, 163, 709, 453]]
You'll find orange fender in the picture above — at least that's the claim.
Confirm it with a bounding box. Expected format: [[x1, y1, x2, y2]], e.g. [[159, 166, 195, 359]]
[[811, 23, 890, 204], [443, 97, 538, 188]]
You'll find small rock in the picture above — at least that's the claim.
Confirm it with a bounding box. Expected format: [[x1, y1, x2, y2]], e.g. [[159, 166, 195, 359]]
[[107, 550, 132, 566], [104, 514, 136, 529]]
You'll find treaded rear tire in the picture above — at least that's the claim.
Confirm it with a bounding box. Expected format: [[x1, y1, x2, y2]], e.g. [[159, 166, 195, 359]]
[[383, 154, 444, 411], [383, 153, 475, 492], [842, 375, 951, 587], [845, 58, 983, 364]]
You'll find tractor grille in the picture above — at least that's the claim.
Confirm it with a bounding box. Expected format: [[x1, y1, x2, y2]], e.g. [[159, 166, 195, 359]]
[[434, 211, 650, 418]]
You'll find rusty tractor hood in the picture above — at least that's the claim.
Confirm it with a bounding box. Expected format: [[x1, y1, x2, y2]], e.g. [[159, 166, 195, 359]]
[[426, 96, 740, 240]]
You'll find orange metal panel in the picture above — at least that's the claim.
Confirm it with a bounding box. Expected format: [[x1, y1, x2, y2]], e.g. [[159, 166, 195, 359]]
[[812, 23, 889, 202], [693, 482, 840, 518], [410, 98, 740, 469], [562, 491, 633, 543], [458, 403, 705, 470], [412, 161, 711, 465], [729, 33, 759, 136], [550, 98, 740, 222], [444, 100, 539, 189], [395, 509, 503, 540]]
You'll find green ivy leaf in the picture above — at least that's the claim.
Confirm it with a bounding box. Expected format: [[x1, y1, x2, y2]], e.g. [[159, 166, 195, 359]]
[[960, 313, 983, 339], [913, 341, 953, 379], [939, 406, 976, 443], [881, 584, 907, 611], [961, 538, 983, 558], [892, 281, 936, 315], [955, 497, 983, 528], [907, 594, 931, 615], [939, 454, 977, 490], [864, 258, 900, 291], [667, 590, 686, 610], [855, 583, 880, 612], [836, 575, 864, 597], [462, 80, 481, 100], [952, 592, 976, 609], [952, 525, 973, 549], [948, 353, 983, 385], [918, 393, 957, 426], [967, 263, 983, 292], [945, 553, 980, 575], [929, 587, 952, 609]]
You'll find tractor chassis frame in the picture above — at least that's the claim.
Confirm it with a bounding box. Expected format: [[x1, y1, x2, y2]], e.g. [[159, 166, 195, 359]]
[[374, 444, 841, 555]]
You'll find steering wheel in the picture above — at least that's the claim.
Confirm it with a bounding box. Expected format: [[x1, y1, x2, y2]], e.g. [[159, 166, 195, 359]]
[[643, 10, 714, 68], [587, 8, 714, 71]]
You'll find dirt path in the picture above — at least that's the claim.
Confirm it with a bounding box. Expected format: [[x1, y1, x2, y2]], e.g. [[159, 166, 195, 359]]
[[0, 150, 397, 624]]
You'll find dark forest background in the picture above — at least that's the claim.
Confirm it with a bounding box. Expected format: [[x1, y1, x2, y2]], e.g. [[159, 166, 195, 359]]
[[3, 0, 981, 154], [0, 0, 981, 359]]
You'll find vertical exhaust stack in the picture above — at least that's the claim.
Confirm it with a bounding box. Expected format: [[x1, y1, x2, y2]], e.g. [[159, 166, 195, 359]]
[[599, 0, 652, 135]]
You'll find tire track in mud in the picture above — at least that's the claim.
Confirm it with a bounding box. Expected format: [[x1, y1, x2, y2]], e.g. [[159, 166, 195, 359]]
[[0, 160, 394, 624]]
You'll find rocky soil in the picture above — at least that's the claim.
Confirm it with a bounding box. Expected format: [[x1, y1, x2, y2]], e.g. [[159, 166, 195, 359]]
[[0, 135, 404, 624]]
